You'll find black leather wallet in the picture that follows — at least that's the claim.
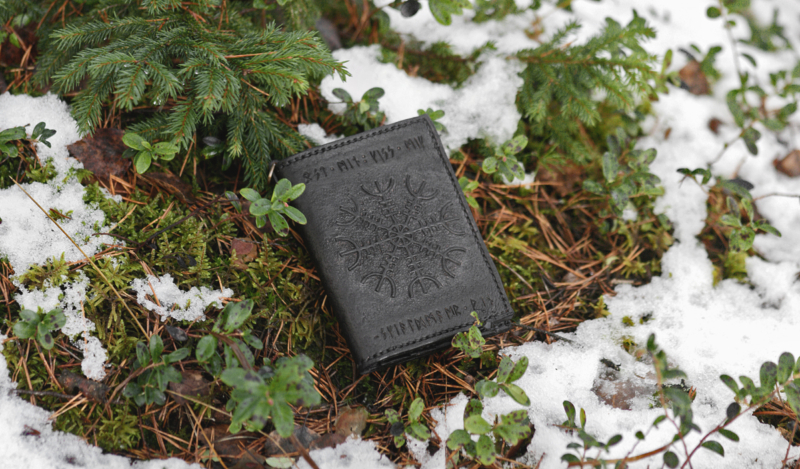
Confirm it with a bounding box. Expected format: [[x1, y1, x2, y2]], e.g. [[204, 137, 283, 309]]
[[274, 115, 514, 374]]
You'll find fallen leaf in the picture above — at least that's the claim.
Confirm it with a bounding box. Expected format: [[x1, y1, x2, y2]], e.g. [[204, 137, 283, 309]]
[[139, 171, 195, 204], [334, 406, 368, 437], [774, 150, 800, 177], [708, 118, 723, 135], [264, 426, 320, 456], [231, 238, 259, 270], [310, 432, 347, 450], [164, 325, 188, 342], [168, 370, 211, 405], [678, 60, 710, 95], [67, 128, 131, 184], [58, 371, 109, 403]]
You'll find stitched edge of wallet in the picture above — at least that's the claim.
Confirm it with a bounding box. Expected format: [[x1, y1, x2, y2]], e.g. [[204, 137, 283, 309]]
[[275, 116, 513, 367]]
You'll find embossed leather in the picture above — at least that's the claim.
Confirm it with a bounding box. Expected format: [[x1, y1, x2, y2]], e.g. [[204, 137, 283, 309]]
[[274, 115, 514, 374]]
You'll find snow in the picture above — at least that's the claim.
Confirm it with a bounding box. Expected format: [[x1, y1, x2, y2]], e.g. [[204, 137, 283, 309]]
[[320, 46, 522, 151], [130, 274, 233, 322], [296, 437, 396, 469], [298, 123, 341, 146], [3, 0, 800, 467]]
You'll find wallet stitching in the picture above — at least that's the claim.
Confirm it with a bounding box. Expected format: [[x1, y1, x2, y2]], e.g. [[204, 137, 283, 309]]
[[275, 117, 513, 368]]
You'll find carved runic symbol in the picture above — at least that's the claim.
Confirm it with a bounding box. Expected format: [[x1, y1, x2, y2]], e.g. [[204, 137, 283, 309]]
[[335, 175, 467, 298]]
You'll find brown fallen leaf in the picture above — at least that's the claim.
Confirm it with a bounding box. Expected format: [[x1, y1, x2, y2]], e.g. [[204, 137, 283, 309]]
[[678, 61, 710, 95], [67, 128, 131, 184], [58, 371, 109, 403], [231, 238, 259, 270], [334, 406, 368, 437], [310, 432, 347, 450], [774, 150, 800, 177], [264, 426, 320, 456], [139, 171, 195, 204], [168, 370, 211, 405], [708, 117, 723, 135]]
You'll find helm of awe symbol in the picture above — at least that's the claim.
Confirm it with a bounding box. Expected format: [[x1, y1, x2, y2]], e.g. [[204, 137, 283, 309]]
[[335, 175, 467, 298]]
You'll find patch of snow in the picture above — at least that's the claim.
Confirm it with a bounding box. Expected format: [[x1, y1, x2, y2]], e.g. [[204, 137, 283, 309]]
[[296, 437, 396, 469], [131, 274, 233, 322], [320, 46, 522, 151], [298, 123, 342, 146]]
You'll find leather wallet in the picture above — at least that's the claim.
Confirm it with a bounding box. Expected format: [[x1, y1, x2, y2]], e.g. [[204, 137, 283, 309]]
[[274, 115, 514, 374]]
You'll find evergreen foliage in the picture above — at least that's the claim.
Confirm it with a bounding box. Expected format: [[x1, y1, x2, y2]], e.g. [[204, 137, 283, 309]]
[[517, 15, 657, 164], [33, 0, 347, 190]]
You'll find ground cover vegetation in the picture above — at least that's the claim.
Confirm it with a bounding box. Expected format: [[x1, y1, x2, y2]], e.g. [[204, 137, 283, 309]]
[[0, 0, 798, 467]]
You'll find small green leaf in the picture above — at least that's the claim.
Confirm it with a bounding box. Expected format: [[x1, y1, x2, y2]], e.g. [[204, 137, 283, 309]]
[[149, 334, 164, 362], [272, 179, 292, 201], [408, 397, 425, 422], [726, 90, 746, 128], [19, 309, 39, 322], [283, 206, 307, 224], [482, 157, 498, 174], [563, 401, 576, 425], [701, 440, 724, 457], [474, 434, 496, 466], [602, 151, 620, 182], [249, 198, 270, 217], [271, 401, 295, 437], [720, 375, 740, 395], [37, 327, 55, 349], [778, 353, 795, 383], [358, 100, 371, 114], [123, 382, 142, 398], [283, 183, 306, 201], [134, 152, 152, 174], [42, 309, 66, 331], [265, 456, 294, 468], [496, 356, 515, 383], [268, 211, 289, 234], [475, 380, 499, 398], [13, 321, 37, 339], [135, 341, 149, 366], [500, 383, 530, 406], [223, 299, 254, 332], [718, 429, 739, 441], [582, 180, 605, 195], [153, 141, 179, 158], [464, 415, 493, 435], [362, 87, 385, 100], [506, 356, 528, 383], [407, 421, 431, 441], [196, 335, 217, 362], [706, 6, 721, 17], [165, 348, 190, 364], [784, 382, 800, 416], [32, 122, 46, 140], [240, 188, 260, 202], [447, 429, 472, 450], [494, 422, 530, 445], [123, 133, 146, 150], [664, 451, 679, 468], [742, 128, 761, 155], [332, 88, 352, 102], [0, 127, 26, 141], [760, 361, 778, 390]]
